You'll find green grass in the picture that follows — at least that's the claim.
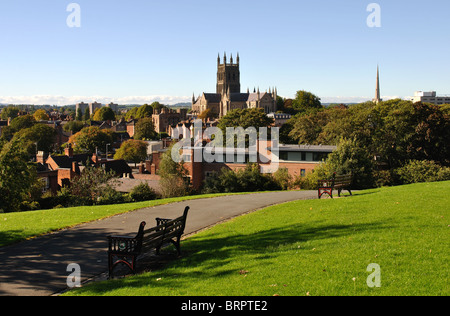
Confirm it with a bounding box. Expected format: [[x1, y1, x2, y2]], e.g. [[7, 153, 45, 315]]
[[66, 181, 450, 296], [0, 192, 259, 248]]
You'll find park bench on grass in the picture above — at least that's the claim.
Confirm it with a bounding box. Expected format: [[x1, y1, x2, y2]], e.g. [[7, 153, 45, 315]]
[[318, 173, 353, 199], [107, 206, 190, 279]]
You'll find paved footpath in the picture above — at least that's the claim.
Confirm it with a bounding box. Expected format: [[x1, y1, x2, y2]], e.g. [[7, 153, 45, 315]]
[[0, 191, 317, 296]]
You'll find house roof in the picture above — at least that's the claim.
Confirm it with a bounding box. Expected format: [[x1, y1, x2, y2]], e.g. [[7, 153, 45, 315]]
[[49, 154, 91, 169], [101, 160, 132, 175]]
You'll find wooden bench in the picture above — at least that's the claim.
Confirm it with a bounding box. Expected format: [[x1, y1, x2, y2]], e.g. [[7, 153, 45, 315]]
[[318, 173, 353, 199], [107, 206, 190, 279]]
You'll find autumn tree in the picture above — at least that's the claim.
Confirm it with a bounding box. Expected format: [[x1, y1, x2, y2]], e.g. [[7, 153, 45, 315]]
[[33, 109, 49, 121], [69, 126, 115, 154]]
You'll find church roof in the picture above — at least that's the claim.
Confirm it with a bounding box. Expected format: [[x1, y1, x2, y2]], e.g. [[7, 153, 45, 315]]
[[229, 93, 250, 102], [203, 93, 221, 103]]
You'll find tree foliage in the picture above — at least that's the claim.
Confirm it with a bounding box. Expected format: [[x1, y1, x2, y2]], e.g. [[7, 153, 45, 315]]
[[0, 139, 39, 212], [114, 139, 148, 164], [33, 109, 49, 121], [218, 108, 274, 131], [69, 126, 115, 154], [134, 117, 157, 140], [93, 107, 116, 121]]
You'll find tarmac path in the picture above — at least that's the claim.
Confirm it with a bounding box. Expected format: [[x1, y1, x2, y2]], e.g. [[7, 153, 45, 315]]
[[0, 190, 317, 296]]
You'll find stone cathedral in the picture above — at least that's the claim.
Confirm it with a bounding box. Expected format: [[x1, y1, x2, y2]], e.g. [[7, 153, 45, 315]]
[[191, 53, 278, 118]]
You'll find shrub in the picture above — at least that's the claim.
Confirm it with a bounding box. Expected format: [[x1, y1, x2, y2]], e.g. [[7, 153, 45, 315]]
[[395, 160, 450, 184], [272, 168, 293, 190], [129, 183, 157, 202], [202, 164, 281, 194]]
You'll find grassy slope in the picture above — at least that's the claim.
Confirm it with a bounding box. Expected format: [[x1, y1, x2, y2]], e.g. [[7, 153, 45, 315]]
[[0, 192, 257, 247], [67, 181, 450, 296]]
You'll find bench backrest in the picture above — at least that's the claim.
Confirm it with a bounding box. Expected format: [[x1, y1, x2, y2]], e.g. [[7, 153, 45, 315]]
[[140, 206, 190, 253], [334, 174, 352, 185]]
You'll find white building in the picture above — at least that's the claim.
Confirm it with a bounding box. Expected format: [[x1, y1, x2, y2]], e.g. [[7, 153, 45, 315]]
[[411, 91, 450, 105]]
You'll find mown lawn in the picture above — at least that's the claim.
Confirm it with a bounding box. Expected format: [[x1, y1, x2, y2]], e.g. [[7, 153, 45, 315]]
[[66, 181, 450, 296], [0, 192, 255, 247]]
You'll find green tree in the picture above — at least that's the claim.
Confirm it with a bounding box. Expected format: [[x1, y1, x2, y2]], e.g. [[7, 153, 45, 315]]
[[325, 138, 376, 189], [84, 107, 91, 121], [69, 126, 115, 154], [33, 109, 49, 121], [114, 140, 148, 166], [136, 104, 154, 119], [1, 106, 20, 120], [69, 163, 118, 203], [218, 108, 274, 131], [93, 107, 116, 121], [13, 124, 57, 155], [158, 144, 189, 198], [134, 117, 157, 140], [63, 121, 85, 134], [76, 108, 83, 121], [292, 90, 323, 113], [0, 139, 39, 212]]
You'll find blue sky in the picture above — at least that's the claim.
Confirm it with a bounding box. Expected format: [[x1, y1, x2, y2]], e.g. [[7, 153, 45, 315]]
[[0, 0, 449, 105]]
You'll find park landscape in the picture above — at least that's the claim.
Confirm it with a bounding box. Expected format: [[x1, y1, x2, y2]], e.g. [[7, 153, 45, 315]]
[[1, 181, 448, 296], [0, 1, 450, 298]]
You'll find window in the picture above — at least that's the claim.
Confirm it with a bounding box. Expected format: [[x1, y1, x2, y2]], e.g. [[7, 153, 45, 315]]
[[280, 152, 288, 161], [301, 152, 307, 161]]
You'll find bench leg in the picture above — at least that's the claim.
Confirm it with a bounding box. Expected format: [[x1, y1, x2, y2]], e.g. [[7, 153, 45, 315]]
[[108, 254, 136, 279], [171, 238, 182, 256], [319, 188, 333, 199]]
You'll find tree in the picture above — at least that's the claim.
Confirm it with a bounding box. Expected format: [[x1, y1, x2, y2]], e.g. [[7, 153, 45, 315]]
[[93, 107, 116, 121], [84, 107, 91, 121], [1, 106, 20, 120], [129, 183, 157, 202], [125, 107, 139, 120], [292, 90, 323, 113], [63, 121, 85, 134], [69, 163, 118, 203], [325, 138, 376, 189], [33, 109, 49, 121], [134, 117, 157, 140], [136, 104, 154, 119], [13, 124, 57, 155], [76, 108, 83, 121], [114, 140, 148, 166], [158, 144, 189, 198], [198, 109, 216, 121], [218, 108, 274, 131], [69, 126, 115, 154], [0, 139, 39, 212]]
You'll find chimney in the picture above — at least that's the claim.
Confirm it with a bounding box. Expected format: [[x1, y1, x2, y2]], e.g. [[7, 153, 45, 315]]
[[36, 151, 46, 164], [72, 161, 78, 173], [65, 144, 74, 158], [92, 153, 99, 165]]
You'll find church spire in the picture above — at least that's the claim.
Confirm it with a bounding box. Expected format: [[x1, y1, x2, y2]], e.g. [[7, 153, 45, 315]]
[[373, 65, 382, 104]]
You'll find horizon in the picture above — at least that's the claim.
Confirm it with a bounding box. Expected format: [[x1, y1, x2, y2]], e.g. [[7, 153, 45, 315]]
[[1, 0, 449, 106]]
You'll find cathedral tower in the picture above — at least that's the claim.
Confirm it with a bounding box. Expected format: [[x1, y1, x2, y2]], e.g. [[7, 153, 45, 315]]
[[216, 52, 241, 94]]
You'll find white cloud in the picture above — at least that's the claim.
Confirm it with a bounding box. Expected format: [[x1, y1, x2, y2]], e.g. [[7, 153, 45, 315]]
[[0, 95, 192, 106], [321, 95, 404, 104]]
